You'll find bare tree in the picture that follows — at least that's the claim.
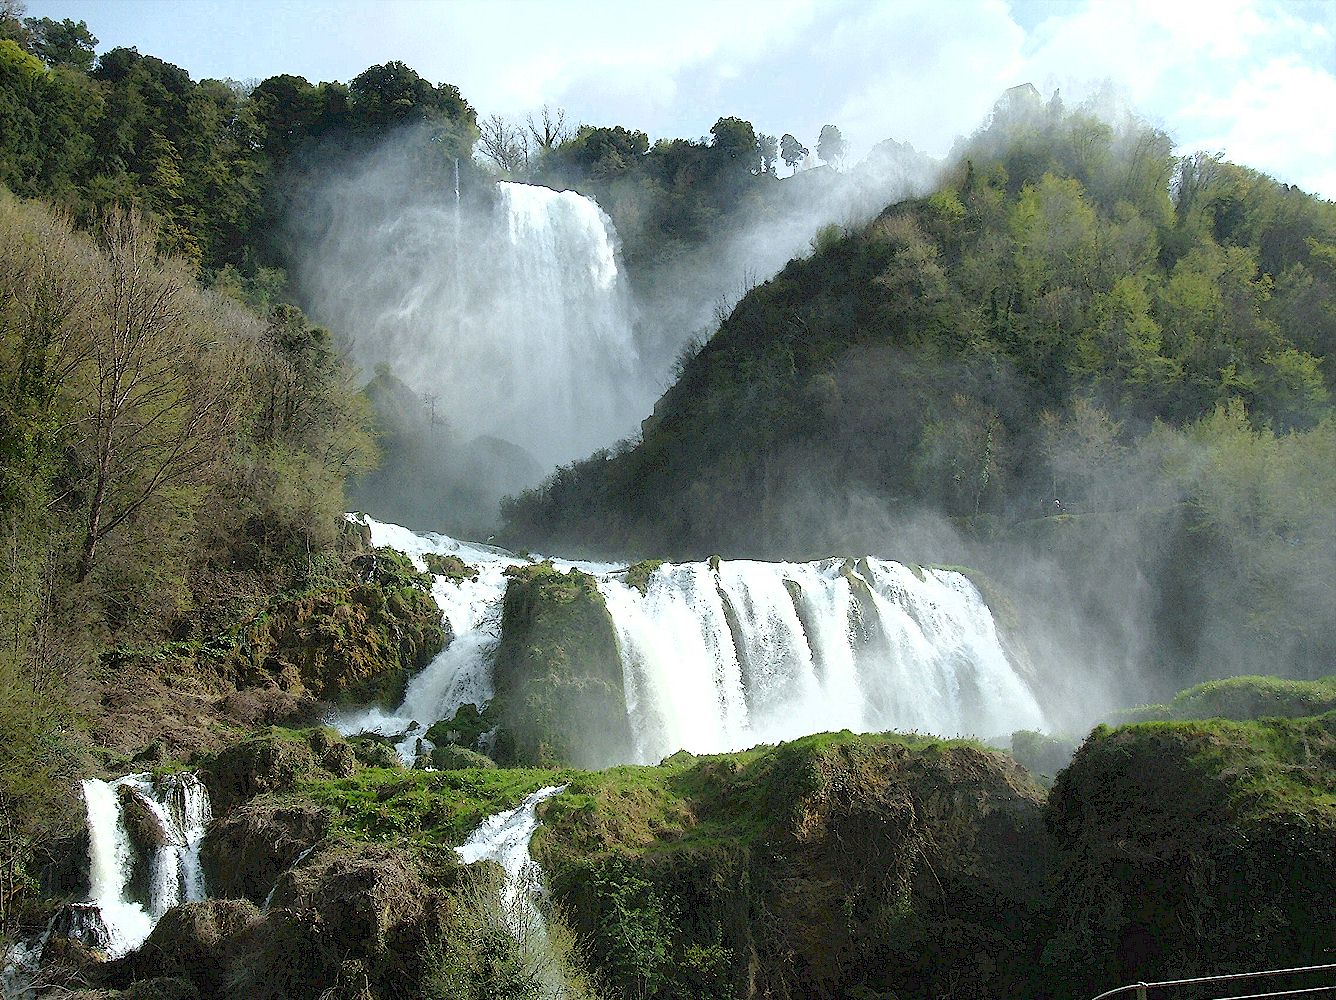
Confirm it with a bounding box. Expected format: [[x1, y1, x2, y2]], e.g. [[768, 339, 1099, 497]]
[[478, 113, 530, 175], [73, 209, 244, 581], [526, 103, 571, 152]]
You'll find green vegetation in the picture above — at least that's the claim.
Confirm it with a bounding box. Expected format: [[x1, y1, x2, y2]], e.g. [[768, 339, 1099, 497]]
[[424, 551, 480, 583], [622, 559, 664, 595], [535, 731, 1048, 1000], [300, 766, 571, 846], [492, 563, 634, 768], [1045, 714, 1336, 995], [1119, 674, 1336, 722]]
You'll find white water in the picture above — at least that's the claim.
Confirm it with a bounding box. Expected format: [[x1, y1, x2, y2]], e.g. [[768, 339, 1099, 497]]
[[602, 558, 1045, 761], [300, 171, 646, 468], [340, 517, 1046, 765], [79, 773, 212, 958], [455, 785, 567, 993], [334, 515, 615, 759]]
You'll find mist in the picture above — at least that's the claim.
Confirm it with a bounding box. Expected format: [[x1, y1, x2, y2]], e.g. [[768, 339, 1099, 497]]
[[282, 123, 939, 533]]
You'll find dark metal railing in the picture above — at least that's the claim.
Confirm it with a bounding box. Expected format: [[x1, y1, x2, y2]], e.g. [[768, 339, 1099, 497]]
[[1090, 964, 1336, 1000]]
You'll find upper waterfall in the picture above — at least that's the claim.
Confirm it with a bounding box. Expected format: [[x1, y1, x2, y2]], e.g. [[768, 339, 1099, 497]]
[[295, 158, 647, 469]]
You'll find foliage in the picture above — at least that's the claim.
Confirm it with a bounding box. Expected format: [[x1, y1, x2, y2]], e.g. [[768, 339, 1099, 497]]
[[301, 765, 573, 846], [1119, 674, 1336, 723], [1045, 715, 1336, 994]]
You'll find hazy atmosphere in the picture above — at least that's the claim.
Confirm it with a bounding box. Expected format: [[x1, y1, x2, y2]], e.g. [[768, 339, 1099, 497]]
[[2, 2, 1334, 998]]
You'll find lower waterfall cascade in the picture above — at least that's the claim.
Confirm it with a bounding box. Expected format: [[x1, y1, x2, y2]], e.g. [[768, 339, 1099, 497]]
[[339, 515, 1047, 762], [3, 773, 213, 994], [79, 773, 212, 958]]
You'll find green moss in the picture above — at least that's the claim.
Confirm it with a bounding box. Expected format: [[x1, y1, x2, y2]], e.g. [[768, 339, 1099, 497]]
[[1044, 714, 1336, 994], [1119, 674, 1336, 723], [299, 765, 575, 846], [491, 562, 633, 768], [430, 745, 497, 770], [423, 552, 479, 583], [215, 550, 447, 706], [623, 559, 664, 595]]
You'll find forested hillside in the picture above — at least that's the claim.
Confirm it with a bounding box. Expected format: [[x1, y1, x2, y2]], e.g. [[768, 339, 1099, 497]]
[[505, 89, 1336, 547]]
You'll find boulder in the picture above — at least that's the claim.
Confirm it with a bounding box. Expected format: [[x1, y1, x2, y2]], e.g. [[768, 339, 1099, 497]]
[[201, 795, 328, 903]]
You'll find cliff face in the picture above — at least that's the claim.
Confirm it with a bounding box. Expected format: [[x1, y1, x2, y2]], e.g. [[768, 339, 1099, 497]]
[[491, 562, 635, 768], [1045, 714, 1336, 997], [536, 732, 1051, 1000], [221, 549, 448, 707]]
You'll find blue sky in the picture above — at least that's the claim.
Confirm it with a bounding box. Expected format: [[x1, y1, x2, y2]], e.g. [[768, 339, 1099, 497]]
[[24, 0, 1336, 197]]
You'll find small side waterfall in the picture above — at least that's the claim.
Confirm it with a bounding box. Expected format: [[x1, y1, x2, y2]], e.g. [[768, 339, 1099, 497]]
[[79, 773, 212, 957], [455, 786, 568, 994]]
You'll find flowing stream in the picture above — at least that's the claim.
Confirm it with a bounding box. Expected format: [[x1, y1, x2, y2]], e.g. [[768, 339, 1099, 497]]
[[338, 516, 1046, 763], [79, 773, 212, 958], [455, 786, 568, 996]]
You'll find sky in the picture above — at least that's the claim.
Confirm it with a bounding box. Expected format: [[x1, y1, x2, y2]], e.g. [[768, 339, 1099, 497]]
[[23, 0, 1336, 198]]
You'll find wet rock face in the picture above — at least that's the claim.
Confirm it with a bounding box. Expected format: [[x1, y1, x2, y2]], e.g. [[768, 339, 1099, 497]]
[[201, 733, 323, 816], [117, 785, 172, 851], [492, 562, 634, 768], [233, 844, 452, 1000], [541, 735, 1053, 1000], [105, 899, 263, 998], [200, 797, 328, 904]]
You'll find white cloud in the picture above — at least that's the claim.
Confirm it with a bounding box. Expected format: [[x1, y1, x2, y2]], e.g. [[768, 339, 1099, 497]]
[[1183, 56, 1336, 191]]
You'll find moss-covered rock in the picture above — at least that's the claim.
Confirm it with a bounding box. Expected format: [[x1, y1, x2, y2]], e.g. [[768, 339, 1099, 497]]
[[222, 551, 447, 707], [1044, 714, 1336, 996], [492, 562, 633, 768], [429, 744, 497, 770], [1118, 674, 1336, 723], [536, 731, 1050, 1000], [201, 792, 329, 903], [345, 734, 404, 770], [232, 842, 454, 1000], [201, 729, 326, 815], [422, 551, 479, 583], [423, 702, 496, 754], [622, 559, 664, 595], [106, 899, 264, 997]]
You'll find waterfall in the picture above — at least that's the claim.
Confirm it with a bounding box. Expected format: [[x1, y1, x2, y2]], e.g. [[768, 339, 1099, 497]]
[[601, 558, 1045, 762], [455, 786, 568, 995], [298, 163, 647, 469], [339, 517, 1046, 764], [78, 773, 212, 958]]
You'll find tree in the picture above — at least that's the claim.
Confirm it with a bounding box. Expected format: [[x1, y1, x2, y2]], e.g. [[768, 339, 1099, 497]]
[[72, 208, 244, 581], [526, 103, 570, 152], [709, 116, 757, 173], [22, 16, 95, 71], [478, 112, 529, 175], [757, 132, 778, 176], [817, 124, 846, 169], [779, 133, 808, 174]]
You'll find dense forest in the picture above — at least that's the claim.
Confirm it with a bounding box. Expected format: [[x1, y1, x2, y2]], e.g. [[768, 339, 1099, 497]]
[[1, 7, 1334, 1000]]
